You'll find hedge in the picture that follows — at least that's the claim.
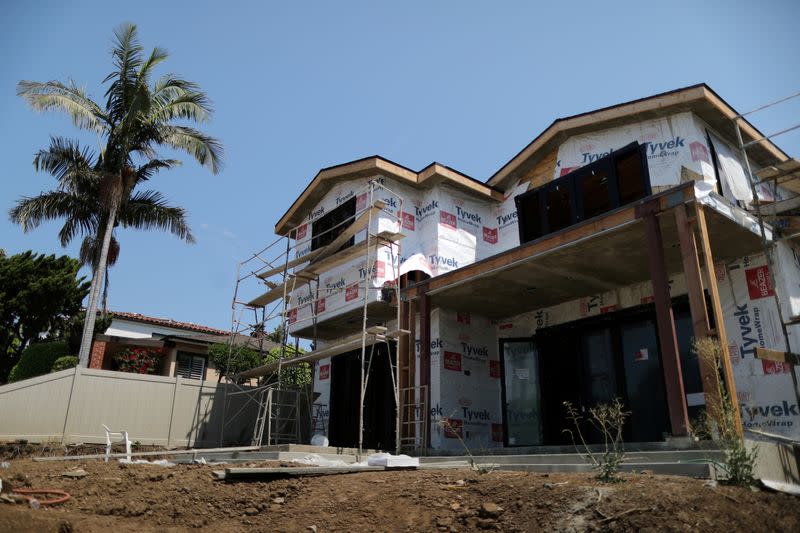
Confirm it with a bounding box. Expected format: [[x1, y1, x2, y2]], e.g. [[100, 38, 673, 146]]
[[8, 341, 69, 382], [51, 355, 78, 372]]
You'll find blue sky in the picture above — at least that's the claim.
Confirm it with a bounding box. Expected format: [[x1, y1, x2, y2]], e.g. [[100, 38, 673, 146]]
[[1, 1, 799, 331]]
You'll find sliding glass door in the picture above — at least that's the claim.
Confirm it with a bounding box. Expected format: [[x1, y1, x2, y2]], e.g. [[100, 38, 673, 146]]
[[501, 340, 543, 446]]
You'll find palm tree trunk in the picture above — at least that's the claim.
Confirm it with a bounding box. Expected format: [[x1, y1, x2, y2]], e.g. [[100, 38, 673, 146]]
[[101, 269, 109, 318], [77, 204, 118, 367]]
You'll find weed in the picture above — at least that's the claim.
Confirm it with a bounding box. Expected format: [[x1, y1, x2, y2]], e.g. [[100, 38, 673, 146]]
[[563, 398, 629, 483], [692, 337, 758, 487], [436, 415, 493, 474]]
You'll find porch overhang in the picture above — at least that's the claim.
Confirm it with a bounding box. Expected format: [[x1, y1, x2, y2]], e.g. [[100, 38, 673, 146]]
[[403, 183, 767, 319]]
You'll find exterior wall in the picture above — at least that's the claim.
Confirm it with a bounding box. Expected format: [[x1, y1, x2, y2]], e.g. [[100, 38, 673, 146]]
[[0, 367, 259, 447], [427, 308, 503, 451]]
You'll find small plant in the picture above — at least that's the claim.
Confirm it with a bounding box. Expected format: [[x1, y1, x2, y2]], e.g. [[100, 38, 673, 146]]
[[692, 338, 758, 487], [563, 398, 629, 483], [437, 414, 492, 474], [51, 355, 78, 372], [114, 347, 164, 374]]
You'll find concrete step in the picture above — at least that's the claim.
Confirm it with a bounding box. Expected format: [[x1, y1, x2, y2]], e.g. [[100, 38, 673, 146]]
[[419, 449, 723, 466], [419, 461, 712, 478]]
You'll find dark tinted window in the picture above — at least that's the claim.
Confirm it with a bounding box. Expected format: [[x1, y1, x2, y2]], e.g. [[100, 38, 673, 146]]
[[516, 190, 543, 242], [545, 183, 572, 233], [578, 169, 611, 219], [616, 148, 647, 205], [515, 141, 650, 245], [311, 196, 357, 251]]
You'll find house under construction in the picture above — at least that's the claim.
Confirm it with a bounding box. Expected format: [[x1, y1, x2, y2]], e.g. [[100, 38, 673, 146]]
[[225, 83, 800, 455]]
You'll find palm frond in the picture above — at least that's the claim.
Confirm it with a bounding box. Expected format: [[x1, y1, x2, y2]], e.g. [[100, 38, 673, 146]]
[[58, 210, 100, 247], [137, 46, 168, 88], [161, 125, 223, 174], [79, 234, 120, 268], [150, 90, 211, 124], [104, 23, 144, 123], [33, 136, 99, 190], [152, 75, 199, 98], [9, 191, 96, 242], [17, 80, 108, 133], [136, 159, 181, 182], [120, 190, 195, 243]]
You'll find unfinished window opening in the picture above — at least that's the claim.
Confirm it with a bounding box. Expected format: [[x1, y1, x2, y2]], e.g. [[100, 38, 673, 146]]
[[176, 352, 206, 380], [311, 196, 357, 252], [515, 141, 650, 244], [578, 169, 612, 219]]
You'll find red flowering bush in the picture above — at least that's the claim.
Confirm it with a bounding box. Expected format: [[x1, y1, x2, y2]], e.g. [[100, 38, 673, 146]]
[[114, 347, 164, 374]]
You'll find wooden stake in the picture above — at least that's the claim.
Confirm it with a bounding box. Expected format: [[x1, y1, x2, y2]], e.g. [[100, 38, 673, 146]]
[[695, 204, 744, 438]]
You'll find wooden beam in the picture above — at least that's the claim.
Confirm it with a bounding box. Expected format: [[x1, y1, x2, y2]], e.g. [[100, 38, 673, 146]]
[[675, 204, 722, 417], [418, 290, 431, 449], [643, 211, 689, 437], [407, 297, 417, 441], [695, 204, 744, 438], [754, 347, 800, 366], [235, 332, 381, 379], [255, 248, 323, 279]]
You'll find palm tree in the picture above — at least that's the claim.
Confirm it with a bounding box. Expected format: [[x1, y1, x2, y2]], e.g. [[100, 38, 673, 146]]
[[10, 23, 223, 366]]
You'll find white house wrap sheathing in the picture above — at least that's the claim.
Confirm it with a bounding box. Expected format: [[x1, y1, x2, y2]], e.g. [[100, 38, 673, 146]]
[[427, 308, 503, 451], [555, 112, 716, 188], [287, 175, 526, 335]]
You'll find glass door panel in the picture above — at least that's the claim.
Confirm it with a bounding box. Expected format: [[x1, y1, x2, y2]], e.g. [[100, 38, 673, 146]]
[[502, 341, 543, 446]]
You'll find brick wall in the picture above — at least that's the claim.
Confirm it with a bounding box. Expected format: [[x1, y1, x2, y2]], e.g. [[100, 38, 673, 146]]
[[88, 340, 108, 369]]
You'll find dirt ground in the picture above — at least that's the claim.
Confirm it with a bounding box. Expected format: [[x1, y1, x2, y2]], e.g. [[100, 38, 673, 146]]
[[1, 452, 799, 532]]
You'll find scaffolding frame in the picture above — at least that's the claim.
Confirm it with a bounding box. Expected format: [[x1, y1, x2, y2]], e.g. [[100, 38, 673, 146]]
[[219, 179, 408, 454], [733, 89, 800, 414]]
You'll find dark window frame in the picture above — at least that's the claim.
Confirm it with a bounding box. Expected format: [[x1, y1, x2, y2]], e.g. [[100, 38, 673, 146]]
[[515, 141, 651, 244], [311, 196, 357, 252]]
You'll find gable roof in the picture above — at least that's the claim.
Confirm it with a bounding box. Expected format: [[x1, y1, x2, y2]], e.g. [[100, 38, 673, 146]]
[[274, 156, 503, 235], [487, 83, 789, 189]]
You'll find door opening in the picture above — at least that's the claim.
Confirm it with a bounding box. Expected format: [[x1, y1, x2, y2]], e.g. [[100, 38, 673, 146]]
[[328, 343, 397, 450]]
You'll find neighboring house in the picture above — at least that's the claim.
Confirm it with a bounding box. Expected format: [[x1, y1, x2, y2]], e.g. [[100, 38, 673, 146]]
[[89, 311, 274, 382], [242, 83, 800, 453]]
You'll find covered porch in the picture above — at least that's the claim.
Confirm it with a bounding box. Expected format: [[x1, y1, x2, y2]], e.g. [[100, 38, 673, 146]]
[[402, 182, 767, 447]]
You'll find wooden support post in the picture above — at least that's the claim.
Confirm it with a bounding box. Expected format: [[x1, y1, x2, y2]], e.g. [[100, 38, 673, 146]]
[[407, 298, 417, 441], [695, 204, 744, 438], [643, 212, 689, 436], [398, 298, 410, 441], [398, 299, 409, 392], [675, 204, 722, 416], [418, 291, 431, 449]]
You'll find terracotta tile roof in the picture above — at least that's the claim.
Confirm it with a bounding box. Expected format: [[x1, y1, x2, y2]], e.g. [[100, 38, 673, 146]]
[[109, 311, 230, 336]]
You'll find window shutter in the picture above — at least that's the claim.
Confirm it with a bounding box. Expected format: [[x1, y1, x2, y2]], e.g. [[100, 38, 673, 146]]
[[189, 356, 205, 380], [176, 353, 206, 380]]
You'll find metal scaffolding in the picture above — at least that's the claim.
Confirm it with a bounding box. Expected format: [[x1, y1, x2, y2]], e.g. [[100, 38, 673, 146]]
[[733, 89, 800, 412], [219, 179, 408, 454]]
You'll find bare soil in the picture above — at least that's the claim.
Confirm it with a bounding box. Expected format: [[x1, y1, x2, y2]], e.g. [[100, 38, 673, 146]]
[[1, 454, 798, 532]]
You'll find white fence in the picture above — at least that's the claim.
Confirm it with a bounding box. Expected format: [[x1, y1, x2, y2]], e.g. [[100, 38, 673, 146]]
[[0, 367, 260, 447]]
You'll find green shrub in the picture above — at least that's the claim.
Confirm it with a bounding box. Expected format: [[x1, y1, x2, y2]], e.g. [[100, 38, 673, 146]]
[[51, 355, 78, 372], [8, 341, 69, 382]]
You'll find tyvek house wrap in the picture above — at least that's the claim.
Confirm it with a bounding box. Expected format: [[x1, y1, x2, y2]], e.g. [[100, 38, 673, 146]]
[[555, 111, 716, 188], [428, 308, 503, 451], [287, 174, 523, 336]]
